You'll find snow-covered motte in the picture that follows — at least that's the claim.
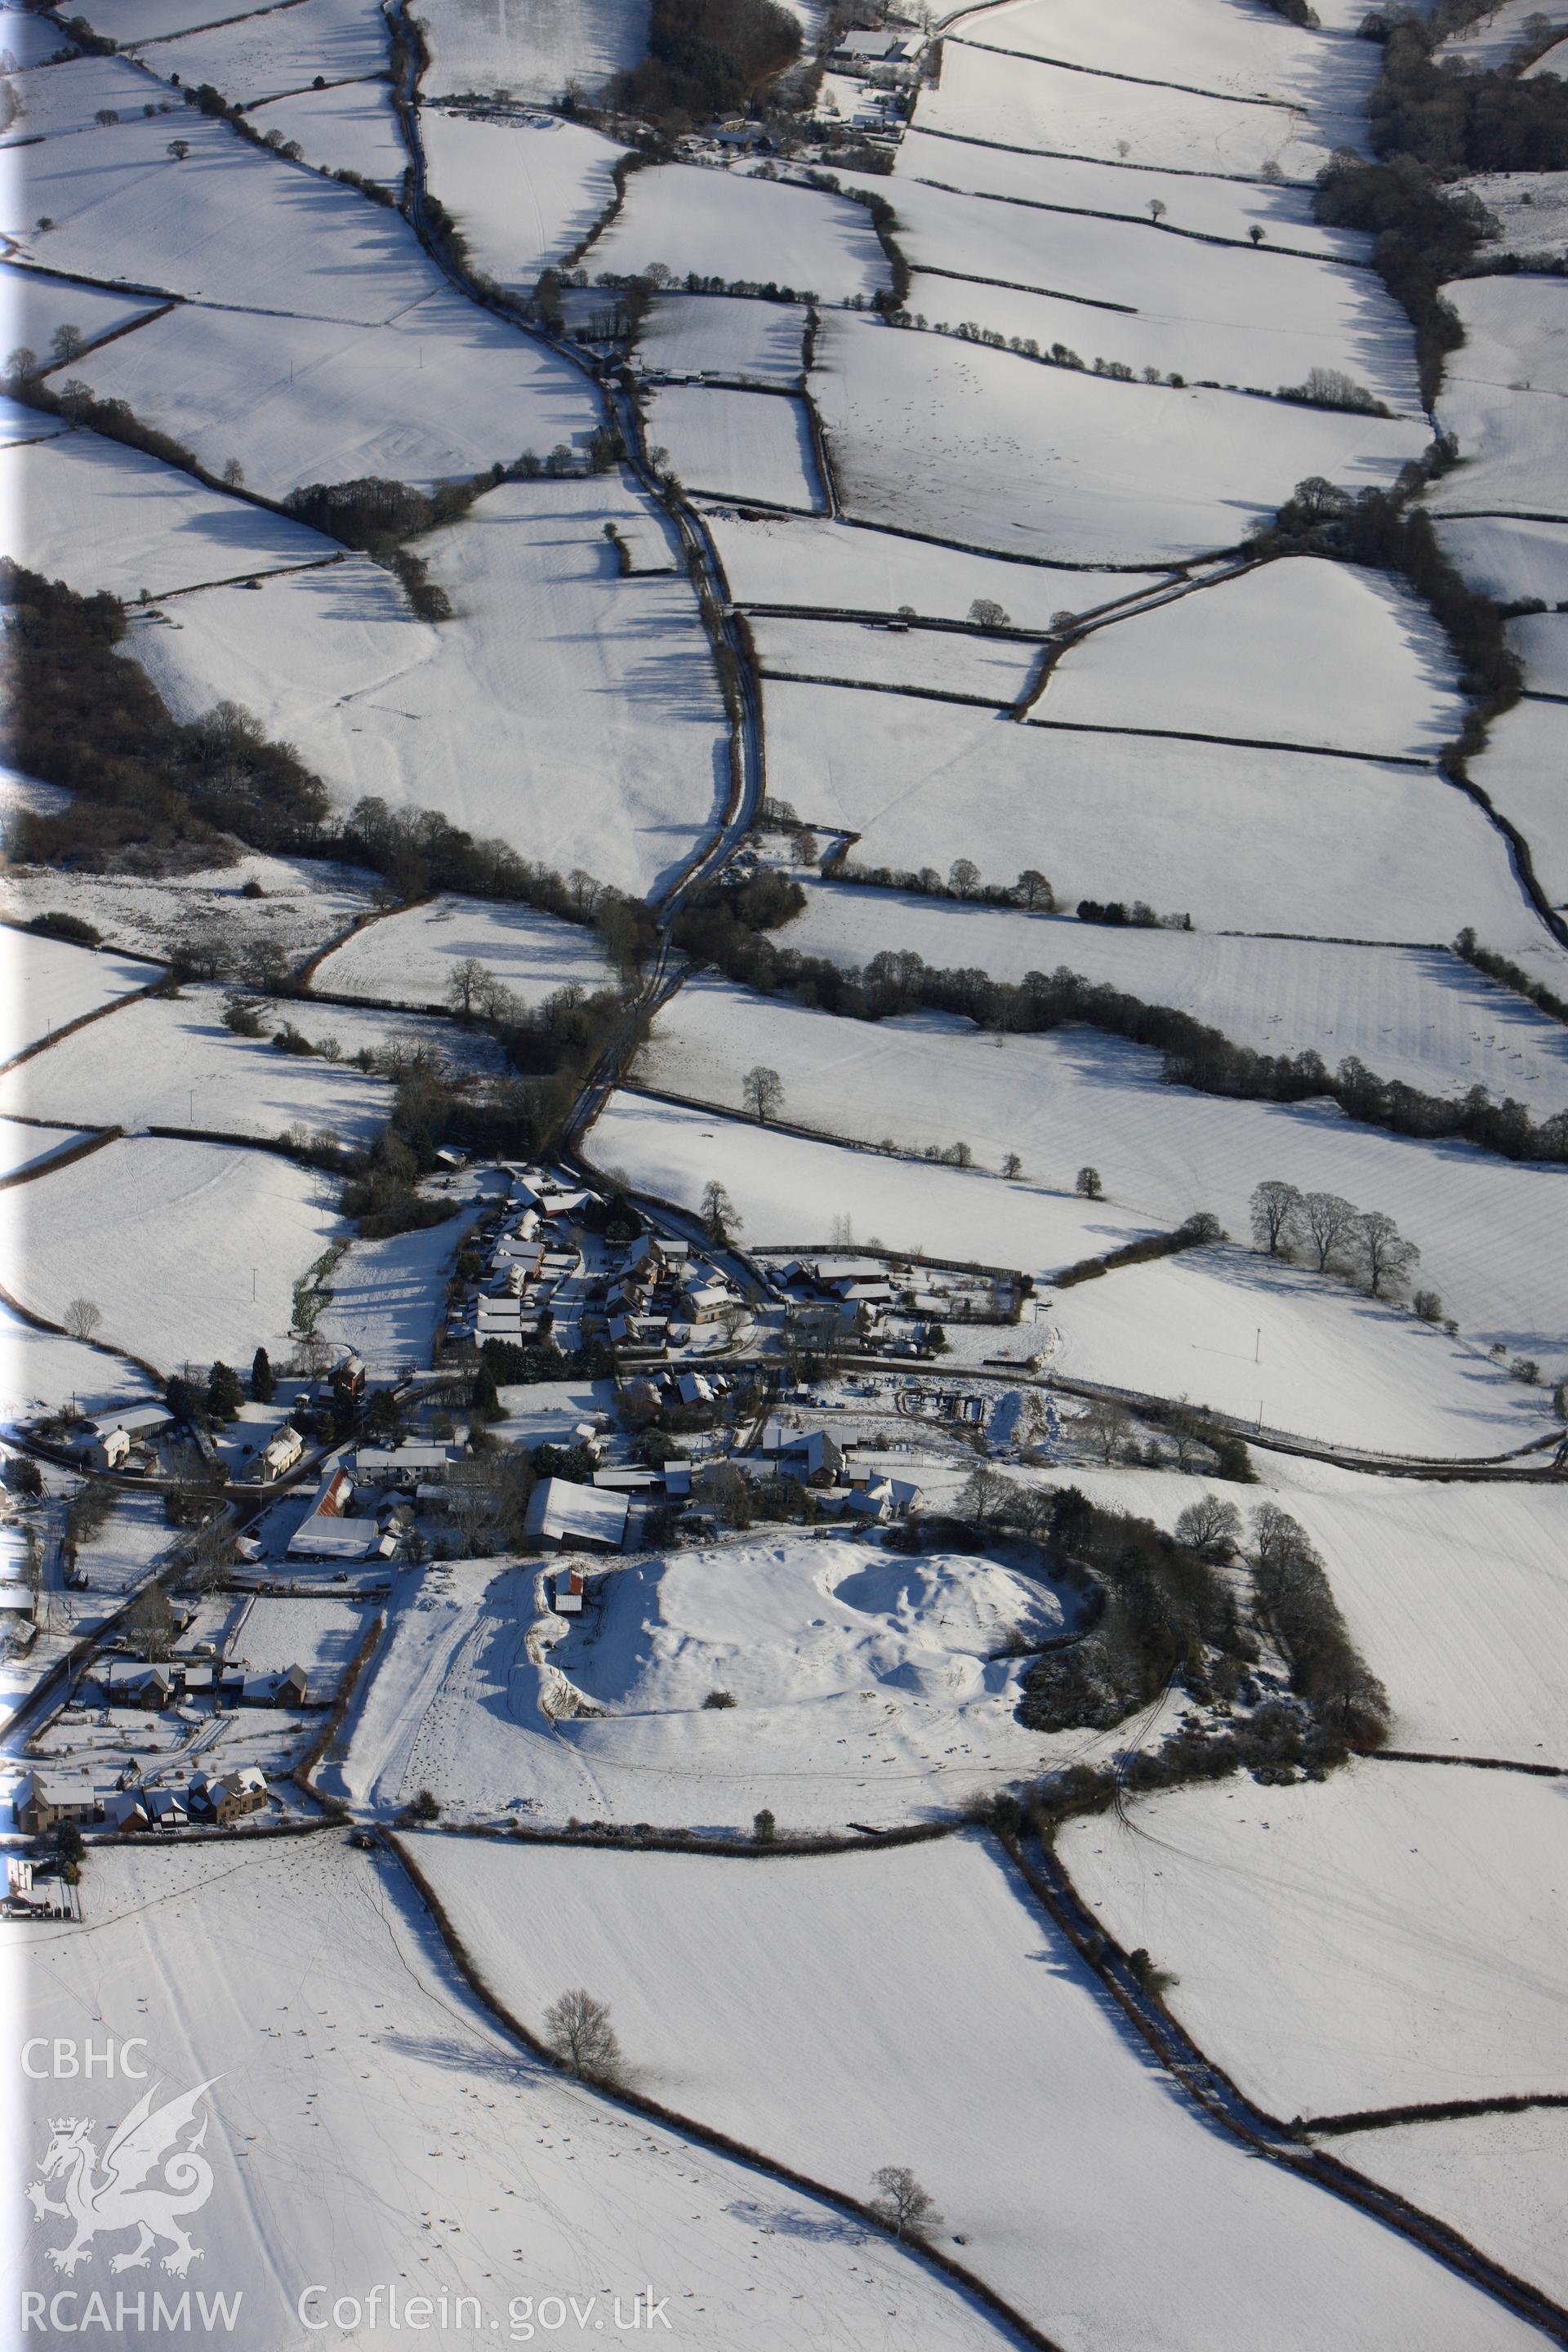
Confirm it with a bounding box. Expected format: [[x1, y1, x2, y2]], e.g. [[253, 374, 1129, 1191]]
[[1432, 276, 1568, 519], [0, 851, 376, 970], [1058, 1762, 1568, 2117], [409, 1829, 1544, 2352]]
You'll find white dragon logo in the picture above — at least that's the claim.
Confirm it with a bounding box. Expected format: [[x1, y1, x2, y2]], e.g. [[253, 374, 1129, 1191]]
[[27, 2078, 218, 2276]]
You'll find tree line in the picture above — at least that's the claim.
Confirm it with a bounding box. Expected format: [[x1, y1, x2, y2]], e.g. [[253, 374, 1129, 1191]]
[[671, 877, 1568, 1165]]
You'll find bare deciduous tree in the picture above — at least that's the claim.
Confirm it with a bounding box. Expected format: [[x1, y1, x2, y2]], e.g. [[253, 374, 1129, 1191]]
[[870, 2165, 943, 2241], [1353, 1209, 1419, 1299], [1250, 1179, 1302, 1258], [62, 1298, 102, 1343], [1174, 1494, 1241, 1559], [1298, 1190, 1356, 1274], [1080, 1396, 1130, 1463], [701, 1180, 740, 1245], [443, 956, 492, 1019], [543, 1989, 623, 2083], [967, 597, 1007, 627], [742, 1064, 783, 1125]]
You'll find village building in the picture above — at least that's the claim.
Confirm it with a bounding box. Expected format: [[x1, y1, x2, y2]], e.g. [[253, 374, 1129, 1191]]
[[523, 1478, 629, 1552], [13, 1771, 100, 1835], [256, 1423, 305, 1483]]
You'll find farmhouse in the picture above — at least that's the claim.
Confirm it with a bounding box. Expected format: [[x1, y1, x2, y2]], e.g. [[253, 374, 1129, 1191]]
[[523, 1478, 630, 1552], [256, 1423, 305, 1482], [13, 1771, 100, 1835], [194, 1765, 270, 1824]]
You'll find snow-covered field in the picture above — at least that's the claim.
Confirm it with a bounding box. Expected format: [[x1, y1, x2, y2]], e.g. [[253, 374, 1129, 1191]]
[[644, 384, 824, 510], [638, 292, 806, 384], [316, 1212, 468, 1374], [1344, 2109, 1568, 2307], [1440, 513, 1568, 607], [1047, 1242, 1539, 1454], [786, 884, 1568, 1108], [421, 110, 627, 293], [1512, 611, 1568, 695], [893, 126, 1362, 258], [848, 174, 1419, 412], [143, 0, 390, 100], [0, 1294, 159, 1423], [0, 1118, 94, 1180], [128, 485, 728, 899], [0, 261, 159, 357], [1258, 1462, 1568, 1764], [0, 849, 376, 969], [1432, 276, 1568, 517], [590, 1085, 1157, 1274], [1035, 558, 1463, 757], [408, 1829, 1544, 2352], [0, 51, 161, 142], [310, 894, 612, 1010], [0, 1, 76, 65], [0, 984, 496, 1145], [953, 0, 1373, 111], [0, 1134, 341, 1371], [1441, 0, 1568, 66], [1460, 167, 1568, 265], [7, 111, 446, 323], [812, 314, 1430, 564], [2, 429, 338, 598], [69, 0, 270, 39], [757, 682, 1543, 945], [63, 287, 595, 498], [916, 38, 1342, 180], [590, 163, 888, 302], [1471, 699, 1568, 909], [709, 508, 1169, 624], [1059, 1762, 1568, 2117], [752, 613, 1039, 701], [10, 1836, 1008, 2352], [234, 1592, 375, 1688], [630, 976, 1568, 1354], [243, 78, 406, 187], [2, 926, 162, 1058], [420, 0, 648, 101]]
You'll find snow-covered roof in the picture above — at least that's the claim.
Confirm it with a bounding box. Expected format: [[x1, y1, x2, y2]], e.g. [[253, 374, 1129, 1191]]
[[523, 1478, 629, 1548]]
